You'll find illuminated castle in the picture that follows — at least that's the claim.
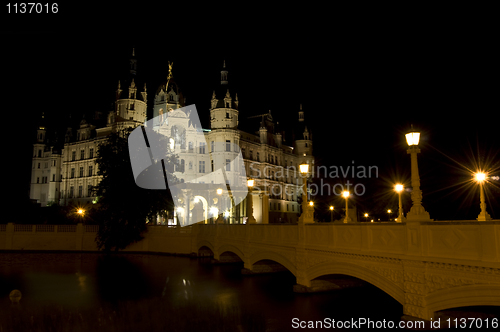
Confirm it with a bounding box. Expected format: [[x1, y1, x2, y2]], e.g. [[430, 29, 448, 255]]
[[30, 51, 314, 224]]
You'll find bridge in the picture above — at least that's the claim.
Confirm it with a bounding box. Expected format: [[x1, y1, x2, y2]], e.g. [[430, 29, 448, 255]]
[[192, 221, 500, 321], [1, 220, 500, 321]]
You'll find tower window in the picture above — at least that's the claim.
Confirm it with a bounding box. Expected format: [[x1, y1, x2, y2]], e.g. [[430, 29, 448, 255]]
[[225, 159, 231, 171], [226, 140, 231, 152], [226, 112, 230, 118]]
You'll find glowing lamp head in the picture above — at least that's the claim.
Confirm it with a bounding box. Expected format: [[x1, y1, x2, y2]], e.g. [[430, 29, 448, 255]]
[[387, 209, 392, 213], [342, 191, 350, 198], [299, 163, 309, 175], [247, 179, 254, 187], [329, 206, 334, 211], [216, 188, 223, 195], [475, 172, 486, 182], [395, 184, 404, 193], [309, 201, 314, 206], [210, 206, 219, 215], [364, 213, 368, 217], [77, 208, 85, 215], [405, 128, 420, 146]]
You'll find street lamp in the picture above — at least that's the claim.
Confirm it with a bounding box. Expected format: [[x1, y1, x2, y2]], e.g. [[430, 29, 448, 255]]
[[330, 206, 334, 222], [364, 213, 368, 222], [474, 172, 492, 221], [405, 126, 431, 221], [387, 209, 392, 221], [395, 184, 404, 222], [342, 190, 351, 223], [246, 179, 257, 224]]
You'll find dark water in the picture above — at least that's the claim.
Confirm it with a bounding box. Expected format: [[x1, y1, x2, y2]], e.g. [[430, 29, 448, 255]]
[[0, 253, 496, 331]]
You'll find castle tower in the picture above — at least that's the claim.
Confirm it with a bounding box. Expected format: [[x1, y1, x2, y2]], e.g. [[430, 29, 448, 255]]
[[30, 112, 63, 206], [108, 48, 148, 130], [210, 60, 239, 130], [294, 104, 313, 162], [208, 60, 242, 187]]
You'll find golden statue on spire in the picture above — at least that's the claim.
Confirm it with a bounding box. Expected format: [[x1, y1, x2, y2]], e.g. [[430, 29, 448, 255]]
[[167, 61, 173, 81]]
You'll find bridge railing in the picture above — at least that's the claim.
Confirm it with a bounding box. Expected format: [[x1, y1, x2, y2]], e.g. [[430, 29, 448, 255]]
[[194, 221, 500, 265]]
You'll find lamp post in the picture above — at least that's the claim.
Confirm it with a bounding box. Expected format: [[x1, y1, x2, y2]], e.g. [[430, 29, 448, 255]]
[[395, 184, 404, 222], [330, 206, 334, 222], [364, 213, 368, 222], [405, 127, 432, 221], [247, 179, 257, 224], [387, 209, 392, 221], [299, 163, 313, 223], [475, 172, 492, 221], [342, 191, 351, 223]]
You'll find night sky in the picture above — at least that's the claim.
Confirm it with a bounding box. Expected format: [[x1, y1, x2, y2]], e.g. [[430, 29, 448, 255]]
[[4, 10, 499, 221]]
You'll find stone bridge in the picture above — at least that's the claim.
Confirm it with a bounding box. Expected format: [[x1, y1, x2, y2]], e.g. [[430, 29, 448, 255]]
[[2, 221, 499, 321], [191, 221, 500, 321]]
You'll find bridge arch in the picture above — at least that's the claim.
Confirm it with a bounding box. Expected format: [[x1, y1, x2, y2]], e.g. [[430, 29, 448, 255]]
[[307, 261, 404, 305], [197, 241, 215, 256], [426, 284, 500, 316], [249, 251, 297, 276], [217, 244, 245, 262]]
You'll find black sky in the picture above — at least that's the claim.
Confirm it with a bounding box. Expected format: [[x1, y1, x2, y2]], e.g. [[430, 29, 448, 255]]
[[4, 10, 499, 221]]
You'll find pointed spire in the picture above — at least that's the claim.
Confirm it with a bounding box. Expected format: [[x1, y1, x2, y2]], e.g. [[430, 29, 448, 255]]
[[129, 48, 137, 76], [221, 60, 228, 85], [298, 103, 305, 122]]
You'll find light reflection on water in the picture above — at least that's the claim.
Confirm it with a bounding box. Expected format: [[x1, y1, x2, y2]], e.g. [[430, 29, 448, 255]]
[[0, 252, 404, 330]]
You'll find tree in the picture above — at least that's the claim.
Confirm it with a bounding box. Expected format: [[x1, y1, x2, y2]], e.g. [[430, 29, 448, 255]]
[[93, 127, 178, 251]]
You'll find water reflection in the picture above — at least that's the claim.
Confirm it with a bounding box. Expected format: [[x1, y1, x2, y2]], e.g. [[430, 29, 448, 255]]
[[2, 252, 495, 331], [94, 254, 151, 303]]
